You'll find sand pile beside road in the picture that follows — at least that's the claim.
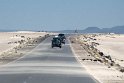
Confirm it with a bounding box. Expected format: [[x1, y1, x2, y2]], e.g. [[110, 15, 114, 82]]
[[0, 31, 51, 64], [70, 34, 124, 83]]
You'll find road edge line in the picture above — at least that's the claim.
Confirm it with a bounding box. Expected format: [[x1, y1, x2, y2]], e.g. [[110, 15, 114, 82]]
[[68, 36, 101, 83]]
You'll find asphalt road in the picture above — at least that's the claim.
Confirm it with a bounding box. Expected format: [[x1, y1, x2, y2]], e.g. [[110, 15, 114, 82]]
[[0, 36, 98, 83]]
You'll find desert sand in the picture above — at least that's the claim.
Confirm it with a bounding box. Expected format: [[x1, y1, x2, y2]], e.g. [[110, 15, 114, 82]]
[[70, 34, 124, 83], [93, 34, 124, 67]]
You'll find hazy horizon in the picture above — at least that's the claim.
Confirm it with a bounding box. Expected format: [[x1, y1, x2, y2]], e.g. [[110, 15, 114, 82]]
[[0, 0, 124, 31]]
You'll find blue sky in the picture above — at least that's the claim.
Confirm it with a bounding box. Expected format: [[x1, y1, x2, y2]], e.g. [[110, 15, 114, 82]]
[[0, 0, 124, 31]]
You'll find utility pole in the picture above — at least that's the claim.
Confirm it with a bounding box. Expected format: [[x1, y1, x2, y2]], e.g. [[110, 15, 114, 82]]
[[74, 28, 78, 33]]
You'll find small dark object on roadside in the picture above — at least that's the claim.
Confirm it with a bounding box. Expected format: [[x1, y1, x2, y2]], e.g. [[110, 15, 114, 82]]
[[108, 66, 111, 68], [93, 59, 98, 61], [120, 67, 124, 73], [121, 60, 124, 62], [110, 62, 114, 66], [99, 52, 104, 56], [21, 36, 25, 38], [90, 59, 93, 61], [105, 55, 112, 60], [71, 41, 75, 43], [88, 55, 90, 56], [82, 59, 86, 61], [97, 59, 102, 62]]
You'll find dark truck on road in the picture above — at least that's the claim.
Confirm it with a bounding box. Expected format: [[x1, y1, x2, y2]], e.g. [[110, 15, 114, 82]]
[[51, 36, 62, 48], [58, 33, 66, 44]]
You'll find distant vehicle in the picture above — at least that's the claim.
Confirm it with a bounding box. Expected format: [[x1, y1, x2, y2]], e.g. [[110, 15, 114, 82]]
[[51, 36, 62, 48], [58, 33, 66, 44]]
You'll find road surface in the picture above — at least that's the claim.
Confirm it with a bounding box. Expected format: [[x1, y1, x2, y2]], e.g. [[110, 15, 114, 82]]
[[0, 36, 98, 83]]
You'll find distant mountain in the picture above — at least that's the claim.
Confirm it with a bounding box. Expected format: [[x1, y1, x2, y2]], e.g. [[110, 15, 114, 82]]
[[1, 25, 124, 34], [110, 26, 124, 34], [82, 27, 101, 33], [57, 25, 124, 34]]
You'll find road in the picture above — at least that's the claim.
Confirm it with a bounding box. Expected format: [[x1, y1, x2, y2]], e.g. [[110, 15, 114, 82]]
[[0, 36, 98, 83]]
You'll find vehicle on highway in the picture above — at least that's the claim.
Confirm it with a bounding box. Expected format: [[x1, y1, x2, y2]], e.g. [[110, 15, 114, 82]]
[[51, 36, 62, 48], [58, 33, 66, 44]]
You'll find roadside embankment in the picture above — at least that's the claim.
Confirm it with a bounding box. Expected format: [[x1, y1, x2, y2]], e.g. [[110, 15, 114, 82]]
[[70, 34, 124, 83]]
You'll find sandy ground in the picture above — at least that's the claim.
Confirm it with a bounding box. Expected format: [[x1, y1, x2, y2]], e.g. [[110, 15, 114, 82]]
[[0, 31, 52, 64], [70, 34, 124, 83], [93, 34, 124, 67]]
